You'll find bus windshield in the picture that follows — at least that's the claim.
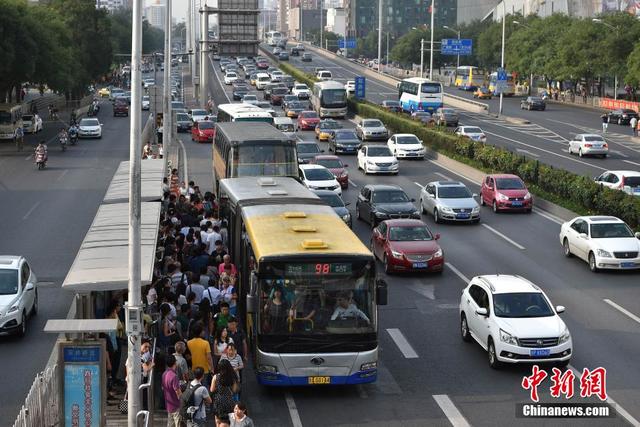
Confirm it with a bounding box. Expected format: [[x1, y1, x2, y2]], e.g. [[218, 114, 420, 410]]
[[0, 112, 11, 125], [232, 142, 298, 177], [320, 89, 347, 107], [259, 260, 376, 339]]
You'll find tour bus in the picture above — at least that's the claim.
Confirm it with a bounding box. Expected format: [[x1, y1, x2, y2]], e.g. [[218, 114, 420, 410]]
[[212, 122, 298, 194], [218, 176, 388, 386], [311, 81, 348, 118], [265, 31, 283, 46], [454, 66, 487, 91], [397, 78, 444, 113], [0, 104, 23, 140], [216, 103, 274, 124], [488, 71, 516, 96]]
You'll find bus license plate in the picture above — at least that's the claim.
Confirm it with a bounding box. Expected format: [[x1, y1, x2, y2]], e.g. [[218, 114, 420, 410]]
[[308, 376, 331, 385], [530, 349, 550, 357], [413, 262, 428, 268]]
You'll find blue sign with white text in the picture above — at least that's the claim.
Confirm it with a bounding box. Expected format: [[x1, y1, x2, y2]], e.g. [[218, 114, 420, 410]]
[[497, 67, 508, 81], [355, 76, 366, 99], [441, 39, 473, 56], [64, 364, 100, 427], [338, 39, 357, 49]]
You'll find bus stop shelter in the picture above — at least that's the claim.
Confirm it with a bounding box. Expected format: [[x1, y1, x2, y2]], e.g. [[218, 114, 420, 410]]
[[102, 159, 165, 204]]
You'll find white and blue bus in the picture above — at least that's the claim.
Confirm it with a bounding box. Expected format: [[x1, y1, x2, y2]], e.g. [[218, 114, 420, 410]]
[[397, 78, 443, 114]]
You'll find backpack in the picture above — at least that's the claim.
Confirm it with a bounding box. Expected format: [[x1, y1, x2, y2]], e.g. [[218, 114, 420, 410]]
[[179, 382, 205, 420]]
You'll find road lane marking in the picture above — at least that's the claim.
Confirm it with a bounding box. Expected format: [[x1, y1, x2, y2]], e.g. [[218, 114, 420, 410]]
[[414, 181, 423, 188], [22, 201, 40, 220], [56, 169, 68, 182], [532, 208, 563, 225], [284, 392, 303, 427], [348, 179, 358, 187], [408, 282, 435, 300], [445, 262, 470, 283], [25, 155, 33, 161], [603, 299, 640, 324], [623, 159, 640, 167], [433, 395, 471, 427], [609, 149, 629, 158], [434, 172, 452, 180], [515, 148, 540, 158], [386, 328, 419, 358], [481, 224, 526, 250], [427, 160, 480, 185]]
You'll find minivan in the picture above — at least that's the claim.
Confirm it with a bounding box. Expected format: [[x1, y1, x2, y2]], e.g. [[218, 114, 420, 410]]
[[256, 73, 271, 90], [316, 70, 332, 81]]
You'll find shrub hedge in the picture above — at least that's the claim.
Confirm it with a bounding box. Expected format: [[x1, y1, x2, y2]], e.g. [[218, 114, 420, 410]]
[[278, 62, 318, 88], [348, 98, 640, 229]]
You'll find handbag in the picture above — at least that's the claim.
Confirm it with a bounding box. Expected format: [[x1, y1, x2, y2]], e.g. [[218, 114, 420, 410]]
[[118, 392, 128, 414]]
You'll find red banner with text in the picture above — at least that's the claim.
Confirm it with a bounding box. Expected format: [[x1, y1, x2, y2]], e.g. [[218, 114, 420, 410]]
[[599, 98, 640, 112]]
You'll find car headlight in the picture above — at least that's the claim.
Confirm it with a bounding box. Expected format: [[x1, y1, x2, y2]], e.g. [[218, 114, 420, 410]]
[[433, 248, 443, 258], [497, 193, 509, 201], [440, 206, 453, 213], [360, 361, 377, 371], [472, 206, 480, 213], [7, 305, 19, 314], [367, 160, 375, 166], [258, 365, 278, 374], [558, 328, 571, 344], [342, 213, 351, 222], [596, 249, 612, 258], [524, 192, 532, 200], [374, 211, 388, 218], [499, 328, 518, 345], [391, 250, 404, 259]]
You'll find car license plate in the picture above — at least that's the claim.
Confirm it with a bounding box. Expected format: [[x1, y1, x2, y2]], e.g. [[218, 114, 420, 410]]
[[621, 262, 635, 268], [413, 262, 428, 268], [308, 376, 331, 385], [511, 201, 522, 207], [407, 153, 417, 156], [345, 147, 355, 151], [456, 213, 470, 219], [530, 349, 550, 357]]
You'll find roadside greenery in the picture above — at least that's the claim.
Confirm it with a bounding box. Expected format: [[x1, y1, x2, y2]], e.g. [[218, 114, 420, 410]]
[[348, 98, 640, 229], [278, 62, 318, 88]]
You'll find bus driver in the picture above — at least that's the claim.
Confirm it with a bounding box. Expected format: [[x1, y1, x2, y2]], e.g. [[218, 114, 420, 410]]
[[330, 292, 370, 324]]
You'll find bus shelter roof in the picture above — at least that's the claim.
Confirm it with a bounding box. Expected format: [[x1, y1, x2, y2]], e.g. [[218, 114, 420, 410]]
[[102, 159, 165, 204]]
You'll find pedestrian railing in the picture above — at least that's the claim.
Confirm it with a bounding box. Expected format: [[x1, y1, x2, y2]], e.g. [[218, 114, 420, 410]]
[[138, 337, 157, 426], [12, 364, 59, 427]]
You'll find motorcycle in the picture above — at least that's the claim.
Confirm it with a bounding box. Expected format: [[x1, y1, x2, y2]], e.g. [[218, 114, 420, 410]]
[[69, 129, 78, 146], [60, 135, 68, 152], [35, 152, 47, 170]]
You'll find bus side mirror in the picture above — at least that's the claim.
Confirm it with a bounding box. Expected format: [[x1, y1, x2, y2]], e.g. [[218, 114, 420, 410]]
[[376, 278, 388, 306], [246, 295, 257, 314]]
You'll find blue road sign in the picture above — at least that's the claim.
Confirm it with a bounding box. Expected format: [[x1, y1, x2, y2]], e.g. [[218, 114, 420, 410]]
[[495, 67, 509, 94], [355, 76, 366, 99], [338, 39, 357, 49], [497, 67, 508, 81], [441, 39, 473, 56]]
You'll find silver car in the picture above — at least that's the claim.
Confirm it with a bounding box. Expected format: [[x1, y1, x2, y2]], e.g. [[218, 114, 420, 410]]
[[420, 181, 480, 224], [568, 134, 608, 158], [356, 119, 389, 141]]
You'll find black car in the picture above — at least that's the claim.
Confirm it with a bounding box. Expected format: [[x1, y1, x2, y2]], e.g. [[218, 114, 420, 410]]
[[290, 47, 300, 56], [607, 108, 639, 125], [232, 85, 250, 100], [278, 52, 290, 61], [520, 96, 546, 111], [175, 113, 192, 132], [356, 185, 420, 228], [281, 76, 295, 91], [301, 53, 312, 62], [296, 141, 324, 164], [329, 129, 361, 154]]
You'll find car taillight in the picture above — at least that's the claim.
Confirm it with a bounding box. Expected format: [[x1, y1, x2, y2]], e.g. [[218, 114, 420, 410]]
[[585, 144, 592, 147], [603, 143, 608, 148]]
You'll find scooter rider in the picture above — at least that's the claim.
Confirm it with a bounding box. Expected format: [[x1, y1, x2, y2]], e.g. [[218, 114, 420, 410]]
[[58, 127, 68, 150], [69, 123, 79, 144], [34, 141, 48, 164]]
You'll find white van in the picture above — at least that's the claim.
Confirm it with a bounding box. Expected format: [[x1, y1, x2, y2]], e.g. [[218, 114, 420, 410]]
[[316, 70, 332, 81], [256, 73, 272, 90], [273, 117, 296, 140]]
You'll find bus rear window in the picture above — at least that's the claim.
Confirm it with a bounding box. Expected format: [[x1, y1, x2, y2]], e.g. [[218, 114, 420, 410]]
[[0, 112, 12, 124], [421, 83, 441, 94]]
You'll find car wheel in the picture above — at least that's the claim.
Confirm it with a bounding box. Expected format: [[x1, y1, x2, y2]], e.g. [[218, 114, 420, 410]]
[[601, 154, 607, 158], [461, 314, 472, 342], [18, 312, 27, 337], [433, 208, 441, 224], [383, 254, 392, 274], [563, 238, 572, 257], [31, 291, 38, 316], [589, 252, 599, 272], [579, 148, 584, 158], [492, 200, 499, 213], [480, 196, 486, 206], [488, 338, 502, 369]]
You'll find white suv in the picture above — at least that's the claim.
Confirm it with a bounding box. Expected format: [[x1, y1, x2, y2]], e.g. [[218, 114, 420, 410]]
[[0, 256, 38, 337], [459, 275, 571, 369]]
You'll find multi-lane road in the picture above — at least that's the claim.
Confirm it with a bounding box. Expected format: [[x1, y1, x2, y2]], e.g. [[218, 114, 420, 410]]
[[176, 56, 640, 427]]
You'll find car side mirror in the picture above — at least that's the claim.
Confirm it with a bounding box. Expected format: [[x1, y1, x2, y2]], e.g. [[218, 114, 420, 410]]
[[428, 193, 435, 198], [376, 279, 388, 306], [25, 282, 35, 291], [343, 164, 348, 167], [556, 305, 565, 314], [320, 149, 325, 153], [635, 232, 640, 240], [475, 307, 488, 316], [435, 233, 441, 240], [579, 233, 588, 239]]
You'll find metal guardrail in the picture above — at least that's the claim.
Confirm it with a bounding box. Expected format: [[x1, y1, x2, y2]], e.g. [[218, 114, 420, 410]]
[[12, 364, 59, 427]]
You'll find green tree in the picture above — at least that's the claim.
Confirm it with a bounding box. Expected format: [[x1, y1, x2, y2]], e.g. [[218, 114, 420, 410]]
[[307, 29, 340, 52], [626, 44, 640, 87], [390, 28, 449, 71]]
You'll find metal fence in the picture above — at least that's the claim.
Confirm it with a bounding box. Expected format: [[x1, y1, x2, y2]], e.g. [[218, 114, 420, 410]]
[[12, 364, 59, 427]]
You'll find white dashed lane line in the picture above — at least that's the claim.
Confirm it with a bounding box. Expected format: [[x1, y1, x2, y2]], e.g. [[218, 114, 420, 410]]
[[433, 394, 472, 427], [481, 224, 526, 250], [386, 328, 419, 359]]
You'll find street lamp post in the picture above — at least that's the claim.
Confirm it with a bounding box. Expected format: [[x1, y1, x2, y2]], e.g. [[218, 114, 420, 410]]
[[377, 0, 383, 74], [512, 21, 534, 95], [320, 0, 323, 51], [443, 25, 460, 69], [499, 1, 505, 116], [429, 0, 435, 80], [592, 18, 620, 100]]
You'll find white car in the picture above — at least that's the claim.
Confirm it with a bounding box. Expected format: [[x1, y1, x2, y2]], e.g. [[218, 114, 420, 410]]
[[270, 70, 284, 82], [292, 83, 310, 99], [460, 274, 572, 369], [357, 145, 399, 175], [345, 81, 356, 94], [559, 216, 640, 272], [316, 70, 332, 81], [224, 72, 238, 85], [142, 96, 150, 110], [78, 118, 102, 138], [594, 170, 640, 196], [256, 73, 271, 90], [454, 126, 486, 142], [190, 109, 209, 123], [298, 164, 342, 196], [387, 134, 425, 159], [0, 256, 38, 337], [241, 94, 259, 105], [22, 114, 43, 134], [568, 133, 608, 158]]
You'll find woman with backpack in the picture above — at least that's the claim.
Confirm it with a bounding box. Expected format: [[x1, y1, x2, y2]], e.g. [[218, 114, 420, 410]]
[[210, 359, 239, 416]]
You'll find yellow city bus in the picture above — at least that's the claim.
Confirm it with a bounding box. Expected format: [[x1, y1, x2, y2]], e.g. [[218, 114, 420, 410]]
[[0, 104, 23, 140], [219, 176, 388, 387], [489, 71, 516, 96], [454, 66, 487, 91]]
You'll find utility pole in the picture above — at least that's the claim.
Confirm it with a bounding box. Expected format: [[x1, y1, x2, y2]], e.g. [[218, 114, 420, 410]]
[[186, 0, 192, 73], [429, 0, 434, 80], [499, 1, 505, 116], [320, 0, 323, 49], [420, 38, 424, 78], [199, 5, 209, 107], [126, 0, 143, 423], [163, 0, 172, 160], [386, 32, 389, 72], [377, 0, 382, 74]]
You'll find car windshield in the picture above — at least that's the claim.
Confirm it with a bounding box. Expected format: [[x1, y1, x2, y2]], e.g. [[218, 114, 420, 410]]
[[297, 143, 320, 154], [0, 270, 19, 295], [227, 73, 237, 77], [176, 114, 189, 121], [584, 136, 605, 142], [288, 102, 304, 109], [23, 115, 33, 121], [80, 119, 99, 126], [590, 223, 634, 238], [495, 178, 525, 190], [363, 120, 383, 127], [441, 109, 456, 115], [335, 131, 358, 140], [272, 88, 288, 95], [493, 292, 554, 318], [300, 112, 318, 119], [530, 97, 543, 102], [198, 121, 214, 129], [463, 127, 482, 133], [142, 96, 149, 101], [368, 147, 392, 157], [316, 159, 342, 169], [243, 95, 257, 100], [320, 121, 342, 130], [372, 190, 409, 203], [295, 85, 308, 90], [305, 168, 334, 180], [396, 136, 420, 145], [438, 186, 472, 198], [319, 193, 344, 207], [389, 226, 433, 241], [192, 110, 207, 115]]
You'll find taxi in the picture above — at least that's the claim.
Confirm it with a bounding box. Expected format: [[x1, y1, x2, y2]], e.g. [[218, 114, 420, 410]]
[[98, 87, 110, 98], [314, 119, 343, 141], [473, 87, 492, 99]]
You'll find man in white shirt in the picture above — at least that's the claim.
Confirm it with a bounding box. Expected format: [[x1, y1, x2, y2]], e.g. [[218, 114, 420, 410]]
[[202, 285, 222, 307], [205, 225, 223, 255], [186, 282, 205, 304], [331, 292, 370, 323]]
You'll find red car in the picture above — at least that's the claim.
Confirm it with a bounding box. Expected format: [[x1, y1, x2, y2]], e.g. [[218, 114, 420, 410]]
[[480, 174, 533, 213], [371, 219, 443, 274], [311, 155, 349, 189], [191, 120, 216, 143], [297, 111, 320, 130], [256, 61, 269, 69]]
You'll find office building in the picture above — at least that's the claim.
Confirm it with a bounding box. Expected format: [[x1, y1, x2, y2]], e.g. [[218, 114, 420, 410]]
[[326, 7, 346, 36], [144, 2, 166, 30]]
